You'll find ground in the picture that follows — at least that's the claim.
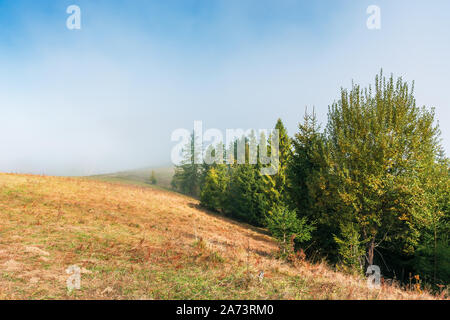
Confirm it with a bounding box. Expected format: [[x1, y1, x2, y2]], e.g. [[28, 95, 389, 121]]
[[0, 173, 443, 299], [88, 166, 174, 190]]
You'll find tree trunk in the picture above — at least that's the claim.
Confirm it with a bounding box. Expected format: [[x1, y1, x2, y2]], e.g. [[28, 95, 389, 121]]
[[434, 224, 437, 283], [368, 238, 375, 266]]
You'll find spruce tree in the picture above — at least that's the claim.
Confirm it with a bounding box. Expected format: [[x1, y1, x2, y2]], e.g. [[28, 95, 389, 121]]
[[224, 163, 262, 225], [264, 119, 292, 208], [224, 135, 268, 226], [200, 165, 228, 212], [288, 110, 338, 257], [150, 170, 157, 185], [266, 204, 314, 256], [171, 131, 202, 197]]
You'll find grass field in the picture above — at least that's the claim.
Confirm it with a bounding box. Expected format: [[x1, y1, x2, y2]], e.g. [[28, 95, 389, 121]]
[[0, 173, 444, 299], [87, 167, 174, 191]]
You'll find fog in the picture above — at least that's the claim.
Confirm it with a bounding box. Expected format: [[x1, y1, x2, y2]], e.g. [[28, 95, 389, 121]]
[[0, 0, 449, 176]]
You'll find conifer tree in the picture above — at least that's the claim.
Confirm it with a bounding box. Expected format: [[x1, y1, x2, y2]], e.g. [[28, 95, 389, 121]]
[[200, 165, 228, 212], [288, 110, 338, 256], [224, 165, 255, 225], [266, 204, 314, 256], [264, 119, 292, 208], [224, 135, 268, 226], [171, 131, 202, 197], [150, 170, 157, 185]]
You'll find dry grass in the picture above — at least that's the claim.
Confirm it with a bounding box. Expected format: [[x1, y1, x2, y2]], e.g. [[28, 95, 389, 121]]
[[0, 173, 444, 300]]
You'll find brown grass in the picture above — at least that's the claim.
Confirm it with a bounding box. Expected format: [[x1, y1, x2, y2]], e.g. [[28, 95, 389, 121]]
[[0, 173, 444, 300]]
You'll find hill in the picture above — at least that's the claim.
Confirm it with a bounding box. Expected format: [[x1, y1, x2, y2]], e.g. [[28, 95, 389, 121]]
[[0, 173, 441, 299], [87, 166, 174, 190]]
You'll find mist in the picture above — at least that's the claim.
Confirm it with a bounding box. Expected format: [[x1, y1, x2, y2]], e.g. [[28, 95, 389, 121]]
[[0, 0, 449, 176]]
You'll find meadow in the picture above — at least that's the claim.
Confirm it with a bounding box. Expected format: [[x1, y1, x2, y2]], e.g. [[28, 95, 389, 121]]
[[0, 173, 443, 299]]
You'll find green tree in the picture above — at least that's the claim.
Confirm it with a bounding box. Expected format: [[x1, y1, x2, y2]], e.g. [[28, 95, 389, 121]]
[[150, 170, 157, 185], [266, 204, 314, 256], [264, 119, 292, 208], [222, 134, 269, 226], [333, 223, 367, 274], [171, 132, 202, 197], [199, 144, 215, 188], [413, 157, 450, 284], [288, 110, 339, 258], [200, 165, 228, 212], [326, 71, 442, 270], [225, 162, 268, 226]]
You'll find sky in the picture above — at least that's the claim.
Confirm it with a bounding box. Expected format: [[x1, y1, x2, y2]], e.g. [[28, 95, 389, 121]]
[[0, 0, 449, 176]]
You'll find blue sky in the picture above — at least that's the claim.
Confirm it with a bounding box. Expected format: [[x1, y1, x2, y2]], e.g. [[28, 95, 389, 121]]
[[0, 0, 449, 175]]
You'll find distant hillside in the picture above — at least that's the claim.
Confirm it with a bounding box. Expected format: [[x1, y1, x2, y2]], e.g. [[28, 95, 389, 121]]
[[0, 173, 441, 299], [87, 166, 174, 190]]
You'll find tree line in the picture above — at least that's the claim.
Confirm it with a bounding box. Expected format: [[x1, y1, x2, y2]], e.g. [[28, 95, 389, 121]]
[[171, 71, 449, 288]]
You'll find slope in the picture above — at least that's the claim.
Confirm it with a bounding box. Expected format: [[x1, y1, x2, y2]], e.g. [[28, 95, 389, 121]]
[[0, 173, 439, 299]]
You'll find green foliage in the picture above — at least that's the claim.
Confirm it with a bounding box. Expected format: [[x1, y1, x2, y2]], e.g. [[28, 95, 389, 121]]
[[285, 71, 449, 283], [412, 158, 450, 285], [333, 223, 367, 274], [413, 242, 450, 285], [264, 119, 292, 208], [197, 134, 270, 226], [224, 163, 268, 226], [266, 205, 314, 256], [186, 70, 449, 287], [200, 165, 228, 212], [150, 170, 157, 185], [288, 110, 339, 257], [326, 71, 443, 271], [171, 132, 203, 197]]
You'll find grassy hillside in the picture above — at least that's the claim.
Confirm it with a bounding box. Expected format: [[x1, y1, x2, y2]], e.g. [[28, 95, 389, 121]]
[[87, 166, 174, 190], [0, 173, 442, 299]]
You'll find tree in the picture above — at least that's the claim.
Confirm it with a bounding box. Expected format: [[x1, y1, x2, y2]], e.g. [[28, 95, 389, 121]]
[[171, 132, 203, 197], [150, 170, 157, 185], [200, 165, 228, 212], [221, 134, 269, 225], [326, 71, 442, 270], [224, 162, 268, 226], [265, 204, 314, 256], [288, 110, 339, 258], [288, 110, 322, 213], [333, 223, 367, 274], [413, 157, 450, 284], [264, 119, 292, 208]]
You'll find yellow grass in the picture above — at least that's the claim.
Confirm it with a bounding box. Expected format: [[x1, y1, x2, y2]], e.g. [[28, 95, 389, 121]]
[[0, 173, 443, 299]]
